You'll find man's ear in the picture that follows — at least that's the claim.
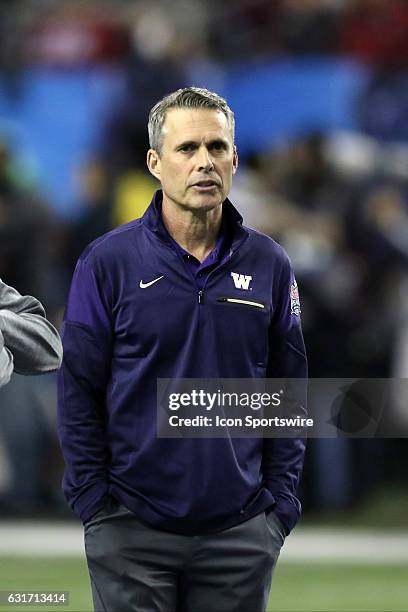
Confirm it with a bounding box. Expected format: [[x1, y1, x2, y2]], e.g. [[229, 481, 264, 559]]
[[232, 145, 239, 175], [147, 149, 161, 181]]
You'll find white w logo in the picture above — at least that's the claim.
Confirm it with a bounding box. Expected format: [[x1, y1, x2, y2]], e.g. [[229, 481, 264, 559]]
[[231, 272, 252, 290]]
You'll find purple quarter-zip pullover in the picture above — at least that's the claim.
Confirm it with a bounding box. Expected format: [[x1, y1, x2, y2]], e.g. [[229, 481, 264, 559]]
[[57, 191, 307, 535]]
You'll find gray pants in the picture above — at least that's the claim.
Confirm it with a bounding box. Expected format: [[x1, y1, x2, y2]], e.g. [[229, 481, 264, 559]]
[[84, 499, 285, 612]]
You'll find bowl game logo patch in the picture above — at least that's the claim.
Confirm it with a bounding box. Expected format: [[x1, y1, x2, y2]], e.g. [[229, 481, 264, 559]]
[[290, 280, 301, 316]]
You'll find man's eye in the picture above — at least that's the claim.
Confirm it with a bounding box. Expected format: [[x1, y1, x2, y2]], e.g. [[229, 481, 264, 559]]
[[180, 145, 194, 152], [211, 142, 226, 151]]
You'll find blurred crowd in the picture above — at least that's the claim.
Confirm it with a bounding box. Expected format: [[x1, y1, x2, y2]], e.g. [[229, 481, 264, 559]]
[[0, 0, 407, 519], [1, 0, 408, 67]]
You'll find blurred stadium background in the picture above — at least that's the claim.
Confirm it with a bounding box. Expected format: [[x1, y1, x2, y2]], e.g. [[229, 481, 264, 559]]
[[0, 0, 407, 610]]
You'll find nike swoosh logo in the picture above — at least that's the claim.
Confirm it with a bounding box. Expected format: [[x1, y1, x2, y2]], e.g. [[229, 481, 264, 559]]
[[139, 275, 164, 289]]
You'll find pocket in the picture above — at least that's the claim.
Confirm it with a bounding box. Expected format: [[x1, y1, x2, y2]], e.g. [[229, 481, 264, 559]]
[[84, 498, 122, 529], [217, 296, 265, 310], [241, 488, 276, 516], [214, 295, 269, 368], [265, 510, 287, 546]]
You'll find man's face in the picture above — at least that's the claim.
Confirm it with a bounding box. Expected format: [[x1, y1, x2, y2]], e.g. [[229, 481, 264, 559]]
[[147, 108, 238, 213]]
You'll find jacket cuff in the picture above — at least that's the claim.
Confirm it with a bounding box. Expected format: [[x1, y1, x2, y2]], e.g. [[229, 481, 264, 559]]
[[66, 481, 109, 523], [273, 497, 301, 535]]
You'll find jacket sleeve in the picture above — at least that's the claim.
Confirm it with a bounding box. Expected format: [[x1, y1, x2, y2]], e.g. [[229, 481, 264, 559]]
[[57, 256, 113, 522], [0, 330, 13, 387], [263, 253, 308, 534], [0, 279, 62, 377]]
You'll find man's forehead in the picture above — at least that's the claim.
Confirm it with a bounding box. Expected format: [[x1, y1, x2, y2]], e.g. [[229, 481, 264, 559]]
[[162, 107, 230, 138]]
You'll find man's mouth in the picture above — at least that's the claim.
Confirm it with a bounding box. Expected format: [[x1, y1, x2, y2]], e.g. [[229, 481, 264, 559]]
[[192, 180, 219, 189]]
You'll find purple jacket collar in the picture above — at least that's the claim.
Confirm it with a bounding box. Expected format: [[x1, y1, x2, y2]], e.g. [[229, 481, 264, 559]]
[[141, 190, 249, 253]]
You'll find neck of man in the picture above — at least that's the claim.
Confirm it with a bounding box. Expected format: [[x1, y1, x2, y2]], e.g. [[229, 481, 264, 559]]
[[161, 195, 223, 263]]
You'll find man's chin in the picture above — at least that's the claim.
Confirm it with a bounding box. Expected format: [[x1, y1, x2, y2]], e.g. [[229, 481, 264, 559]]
[[163, 190, 225, 214], [185, 191, 225, 212]]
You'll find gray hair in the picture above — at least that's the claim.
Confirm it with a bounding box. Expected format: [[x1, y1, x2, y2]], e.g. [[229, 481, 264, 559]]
[[148, 87, 235, 155]]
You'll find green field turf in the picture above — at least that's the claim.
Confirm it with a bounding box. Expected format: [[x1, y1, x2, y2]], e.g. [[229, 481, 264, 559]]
[[0, 557, 407, 611]]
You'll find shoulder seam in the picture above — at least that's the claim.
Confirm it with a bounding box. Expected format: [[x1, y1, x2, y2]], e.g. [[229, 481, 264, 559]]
[[80, 219, 144, 263], [245, 226, 287, 255]]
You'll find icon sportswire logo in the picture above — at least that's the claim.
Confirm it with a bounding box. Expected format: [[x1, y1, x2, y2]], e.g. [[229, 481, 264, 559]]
[[139, 275, 164, 289], [230, 272, 252, 290]]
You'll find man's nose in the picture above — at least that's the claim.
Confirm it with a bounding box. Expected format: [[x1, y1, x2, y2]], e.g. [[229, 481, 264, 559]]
[[196, 146, 214, 171]]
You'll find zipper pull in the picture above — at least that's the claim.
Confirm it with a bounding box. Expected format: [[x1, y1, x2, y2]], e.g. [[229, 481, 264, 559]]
[[198, 290, 204, 304]]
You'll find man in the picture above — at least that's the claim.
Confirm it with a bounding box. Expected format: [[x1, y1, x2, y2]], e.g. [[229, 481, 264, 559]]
[[58, 87, 307, 612], [0, 279, 62, 387]]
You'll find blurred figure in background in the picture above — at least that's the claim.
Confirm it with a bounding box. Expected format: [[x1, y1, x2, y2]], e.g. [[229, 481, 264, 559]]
[[277, 0, 340, 55], [68, 158, 115, 268], [340, 0, 408, 143], [0, 140, 53, 303], [339, 0, 408, 67]]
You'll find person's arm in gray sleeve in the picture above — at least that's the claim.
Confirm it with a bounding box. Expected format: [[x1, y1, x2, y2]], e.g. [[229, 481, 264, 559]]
[[0, 279, 62, 377], [0, 329, 14, 387]]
